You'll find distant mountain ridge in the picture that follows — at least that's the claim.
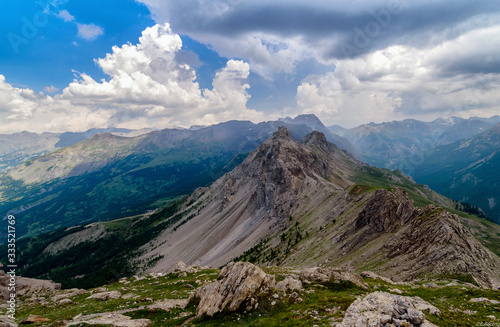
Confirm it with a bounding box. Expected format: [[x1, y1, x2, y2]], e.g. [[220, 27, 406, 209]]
[[333, 115, 500, 169], [412, 123, 500, 223], [0, 117, 353, 238], [0, 127, 150, 172]]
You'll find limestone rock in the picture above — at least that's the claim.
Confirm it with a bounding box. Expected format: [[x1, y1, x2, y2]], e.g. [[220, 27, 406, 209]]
[[339, 292, 438, 327], [191, 261, 275, 317], [0, 315, 17, 327], [20, 315, 51, 324], [275, 275, 302, 292], [172, 261, 198, 274], [88, 291, 122, 301]]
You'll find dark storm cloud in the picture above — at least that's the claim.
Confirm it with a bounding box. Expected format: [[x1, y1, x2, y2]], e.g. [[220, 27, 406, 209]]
[[162, 0, 500, 59]]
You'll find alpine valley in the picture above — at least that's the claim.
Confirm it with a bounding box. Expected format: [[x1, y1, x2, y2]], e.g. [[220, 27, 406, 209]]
[[1, 116, 500, 327]]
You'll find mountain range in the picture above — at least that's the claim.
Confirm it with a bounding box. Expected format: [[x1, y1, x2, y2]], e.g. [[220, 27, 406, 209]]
[[0, 118, 353, 238], [0, 128, 149, 173], [4, 126, 498, 291], [329, 116, 500, 223]]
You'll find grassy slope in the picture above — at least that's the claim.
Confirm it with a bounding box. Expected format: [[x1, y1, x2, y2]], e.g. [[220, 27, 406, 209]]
[[13, 267, 500, 327]]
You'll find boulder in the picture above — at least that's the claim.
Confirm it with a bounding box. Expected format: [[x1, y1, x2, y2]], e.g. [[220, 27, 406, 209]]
[[20, 315, 51, 324], [190, 261, 275, 317], [275, 275, 302, 292], [339, 292, 439, 327], [172, 261, 198, 275]]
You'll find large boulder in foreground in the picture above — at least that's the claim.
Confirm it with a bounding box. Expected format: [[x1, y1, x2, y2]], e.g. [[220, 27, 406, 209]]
[[190, 261, 275, 317], [339, 292, 439, 327]]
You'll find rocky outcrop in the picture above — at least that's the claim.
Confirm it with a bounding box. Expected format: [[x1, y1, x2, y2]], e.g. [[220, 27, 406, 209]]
[[346, 188, 500, 289], [190, 262, 275, 317], [0, 263, 61, 300], [275, 275, 302, 292], [172, 261, 198, 275], [299, 267, 368, 289], [339, 292, 439, 327]]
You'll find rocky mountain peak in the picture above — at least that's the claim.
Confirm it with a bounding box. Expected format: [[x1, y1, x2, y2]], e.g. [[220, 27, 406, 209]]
[[271, 125, 291, 141], [302, 130, 328, 145]]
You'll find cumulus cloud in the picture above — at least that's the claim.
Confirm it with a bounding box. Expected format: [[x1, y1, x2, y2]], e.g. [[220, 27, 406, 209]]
[[76, 23, 105, 40], [296, 24, 500, 126], [56, 9, 75, 22], [0, 75, 112, 134], [61, 23, 265, 129], [0, 23, 265, 133]]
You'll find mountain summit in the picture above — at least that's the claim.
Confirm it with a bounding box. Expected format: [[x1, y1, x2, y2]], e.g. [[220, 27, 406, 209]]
[[140, 127, 500, 288]]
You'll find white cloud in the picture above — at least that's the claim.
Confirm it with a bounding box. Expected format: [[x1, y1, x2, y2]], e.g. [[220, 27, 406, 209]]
[[295, 24, 500, 127], [44, 85, 59, 93], [0, 23, 265, 133], [76, 23, 105, 41], [56, 9, 75, 22], [0, 75, 112, 134], [62, 23, 266, 129]]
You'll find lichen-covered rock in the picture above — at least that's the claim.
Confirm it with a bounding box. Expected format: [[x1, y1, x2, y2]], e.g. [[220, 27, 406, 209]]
[[191, 261, 275, 317], [275, 275, 302, 291], [339, 292, 438, 327]]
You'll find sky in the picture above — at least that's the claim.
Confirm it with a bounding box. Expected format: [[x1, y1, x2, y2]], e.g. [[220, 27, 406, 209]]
[[0, 0, 500, 133]]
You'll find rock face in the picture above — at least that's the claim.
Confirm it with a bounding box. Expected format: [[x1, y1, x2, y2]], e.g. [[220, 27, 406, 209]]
[[339, 292, 439, 327], [191, 262, 275, 317], [345, 188, 500, 289]]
